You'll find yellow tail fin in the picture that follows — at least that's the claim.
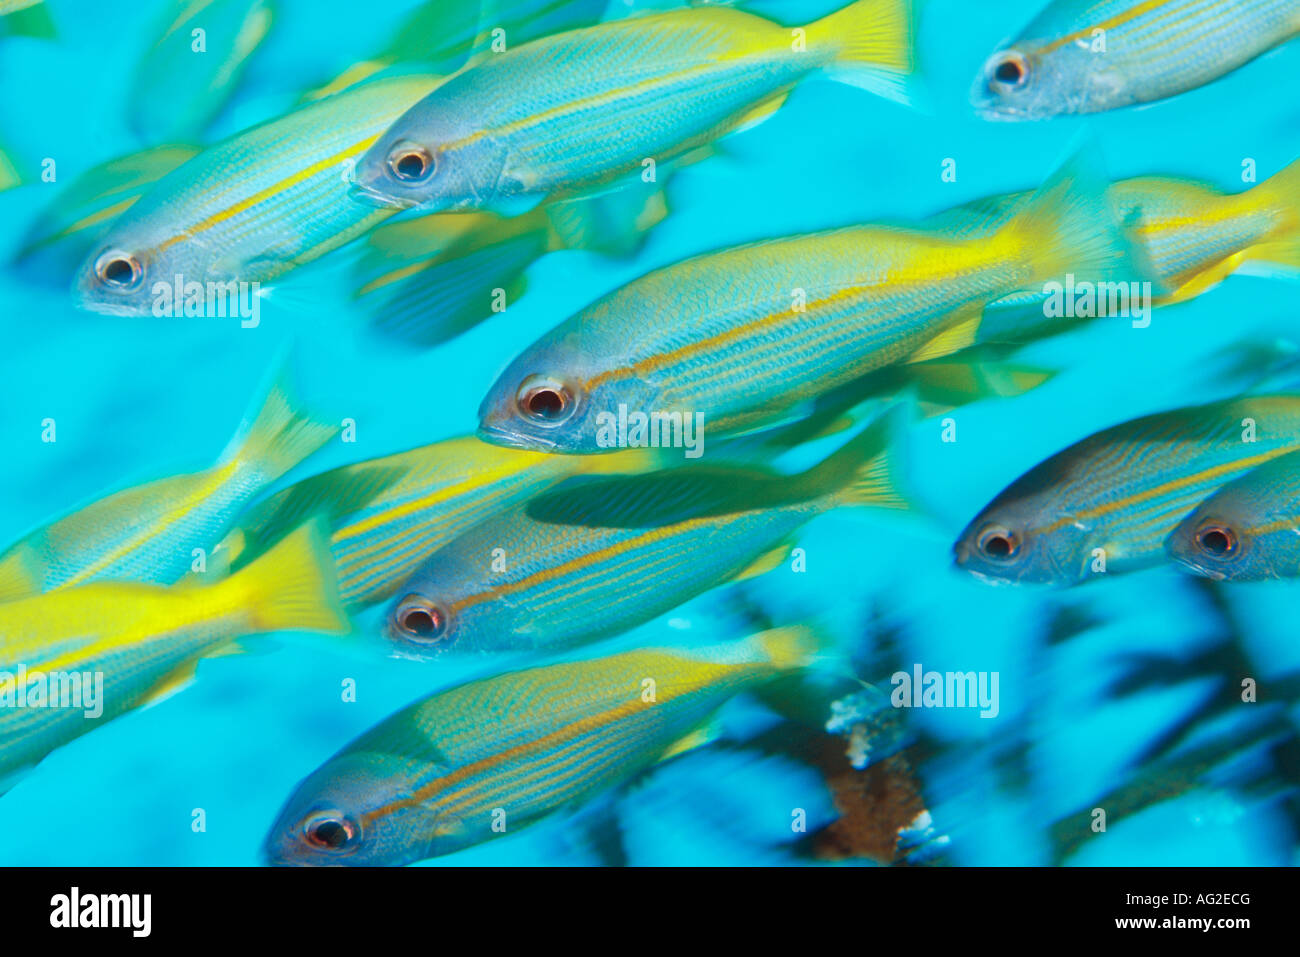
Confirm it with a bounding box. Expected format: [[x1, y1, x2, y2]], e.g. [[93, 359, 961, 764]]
[[225, 373, 338, 486], [809, 0, 916, 105], [1000, 149, 1149, 295], [226, 521, 350, 636], [800, 405, 911, 510], [1243, 158, 1300, 273]]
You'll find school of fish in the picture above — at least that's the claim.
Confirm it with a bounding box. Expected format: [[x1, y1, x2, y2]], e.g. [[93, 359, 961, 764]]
[[1, 0, 1298, 867]]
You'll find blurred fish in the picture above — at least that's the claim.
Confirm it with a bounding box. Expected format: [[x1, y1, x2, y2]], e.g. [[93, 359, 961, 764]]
[[973, 0, 1300, 120], [386, 414, 905, 656], [478, 152, 1141, 452], [12, 144, 199, 287], [939, 159, 1300, 294], [0, 139, 19, 192], [930, 158, 1300, 343], [0, 523, 349, 790], [305, 0, 611, 100], [350, 0, 914, 212], [220, 437, 664, 610], [264, 626, 818, 865], [1166, 448, 1300, 580], [354, 179, 668, 346], [74, 73, 442, 316], [954, 396, 1300, 585], [128, 0, 273, 143], [0, 374, 335, 599], [0, 0, 54, 37]]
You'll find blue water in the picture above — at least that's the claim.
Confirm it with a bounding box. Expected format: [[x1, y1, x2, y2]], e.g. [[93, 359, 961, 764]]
[[0, 0, 1298, 865]]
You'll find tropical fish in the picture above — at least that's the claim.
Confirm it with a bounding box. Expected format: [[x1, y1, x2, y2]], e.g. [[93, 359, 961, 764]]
[[973, 0, 1300, 120], [74, 73, 442, 316], [1165, 448, 1300, 580], [953, 396, 1300, 585], [477, 153, 1139, 452], [220, 437, 663, 610], [385, 415, 905, 656], [305, 0, 611, 101], [264, 626, 817, 865], [13, 145, 200, 288], [0, 523, 349, 789], [128, 0, 274, 143], [354, 179, 668, 346], [929, 157, 1300, 342], [0, 375, 335, 599], [350, 0, 914, 212]]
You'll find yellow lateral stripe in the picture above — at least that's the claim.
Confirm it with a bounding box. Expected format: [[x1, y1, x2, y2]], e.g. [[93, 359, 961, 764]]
[[1039, 445, 1293, 535], [1037, 0, 1174, 56], [450, 512, 722, 614], [369, 663, 738, 823], [440, 40, 786, 159], [58, 460, 239, 587], [332, 459, 539, 544], [156, 134, 382, 253]]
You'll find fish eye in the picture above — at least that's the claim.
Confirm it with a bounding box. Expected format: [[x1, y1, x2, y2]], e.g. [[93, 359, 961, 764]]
[[516, 375, 576, 425], [386, 142, 436, 183], [302, 811, 360, 851], [393, 595, 449, 642], [1195, 524, 1239, 558], [93, 250, 144, 290], [989, 52, 1030, 90], [976, 525, 1020, 560]]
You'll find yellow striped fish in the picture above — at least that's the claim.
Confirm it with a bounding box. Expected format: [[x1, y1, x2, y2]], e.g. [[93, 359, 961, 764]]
[[304, 0, 611, 101], [387, 415, 904, 656], [351, 0, 914, 212], [14, 145, 200, 288], [354, 178, 668, 346], [0, 376, 336, 600], [220, 437, 663, 610], [74, 73, 442, 316], [128, 0, 273, 142], [929, 157, 1300, 341], [0, 523, 349, 789], [954, 396, 1300, 584], [1165, 448, 1300, 581], [264, 626, 816, 865], [974, 0, 1300, 119], [478, 153, 1142, 451]]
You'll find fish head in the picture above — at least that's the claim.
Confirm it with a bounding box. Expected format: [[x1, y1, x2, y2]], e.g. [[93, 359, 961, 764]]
[[971, 38, 1127, 120], [954, 488, 1093, 585], [1165, 500, 1279, 582], [477, 325, 656, 454], [74, 229, 179, 316], [263, 751, 453, 867], [384, 539, 519, 657], [350, 101, 505, 212]]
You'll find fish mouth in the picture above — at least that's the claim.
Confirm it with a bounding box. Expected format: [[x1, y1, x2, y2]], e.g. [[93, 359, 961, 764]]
[[475, 422, 559, 452], [75, 295, 151, 318], [347, 180, 412, 210], [1170, 554, 1225, 581]]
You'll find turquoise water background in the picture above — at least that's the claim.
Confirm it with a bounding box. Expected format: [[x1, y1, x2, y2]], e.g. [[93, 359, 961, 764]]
[[0, 0, 1298, 865]]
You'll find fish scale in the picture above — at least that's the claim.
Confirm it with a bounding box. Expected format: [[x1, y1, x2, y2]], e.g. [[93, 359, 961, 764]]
[[352, 0, 914, 211], [955, 396, 1300, 583], [264, 630, 813, 865], [76, 74, 443, 315]]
